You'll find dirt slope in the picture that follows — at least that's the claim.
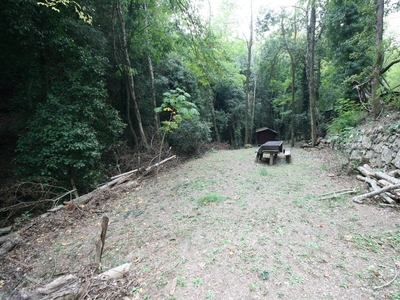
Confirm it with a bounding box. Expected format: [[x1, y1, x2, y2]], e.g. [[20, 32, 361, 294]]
[[1, 146, 400, 299]]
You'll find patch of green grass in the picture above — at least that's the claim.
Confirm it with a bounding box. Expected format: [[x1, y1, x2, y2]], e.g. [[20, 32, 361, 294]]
[[292, 198, 314, 212], [177, 277, 187, 287], [289, 275, 304, 285], [353, 229, 400, 253], [349, 215, 360, 222], [307, 242, 320, 250], [391, 292, 400, 299], [238, 199, 248, 207], [194, 278, 202, 287], [197, 194, 225, 206], [259, 167, 269, 176], [205, 291, 215, 298]]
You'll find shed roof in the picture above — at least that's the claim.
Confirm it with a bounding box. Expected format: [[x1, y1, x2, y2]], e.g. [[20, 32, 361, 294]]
[[255, 127, 278, 134]]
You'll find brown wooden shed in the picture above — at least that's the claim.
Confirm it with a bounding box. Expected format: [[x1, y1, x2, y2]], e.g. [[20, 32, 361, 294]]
[[255, 127, 278, 145]]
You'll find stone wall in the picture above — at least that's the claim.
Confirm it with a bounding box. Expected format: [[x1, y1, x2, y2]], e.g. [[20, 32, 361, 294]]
[[330, 113, 400, 170]]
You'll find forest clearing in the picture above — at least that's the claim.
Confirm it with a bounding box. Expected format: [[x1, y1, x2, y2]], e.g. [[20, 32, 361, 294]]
[[1, 146, 399, 299], [1, 0, 400, 298]]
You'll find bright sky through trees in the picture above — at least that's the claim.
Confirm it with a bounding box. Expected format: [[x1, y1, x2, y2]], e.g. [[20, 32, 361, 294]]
[[200, 0, 399, 41]]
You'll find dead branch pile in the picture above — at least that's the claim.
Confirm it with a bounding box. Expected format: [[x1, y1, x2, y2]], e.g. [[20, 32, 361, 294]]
[[0, 155, 177, 259], [353, 164, 400, 204]]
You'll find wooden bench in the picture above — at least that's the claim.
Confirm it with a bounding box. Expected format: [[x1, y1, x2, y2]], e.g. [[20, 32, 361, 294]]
[[284, 148, 291, 162]]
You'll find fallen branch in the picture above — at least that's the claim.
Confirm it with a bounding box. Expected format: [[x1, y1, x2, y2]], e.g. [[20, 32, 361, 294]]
[[353, 183, 400, 204], [144, 155, 176, 175], [373, 258, 398, 290], [110, 168, 139, 180], [319, 189, 357, 200], [0, 189, 76, 213], [319, 189, 355, 197], [98, 172, 136, 190]]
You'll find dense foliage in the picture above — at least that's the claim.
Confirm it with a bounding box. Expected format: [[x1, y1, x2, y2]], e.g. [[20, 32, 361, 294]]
[[0, 0, 399, 192]]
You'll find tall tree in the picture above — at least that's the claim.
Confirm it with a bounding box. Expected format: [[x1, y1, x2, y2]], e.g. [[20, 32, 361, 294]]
[[244, 0, 253, 145], [116, 0, 149, 149], [371, 0, 384, 119], [280, 8, 299, 147], [308, 1, 317, 146]]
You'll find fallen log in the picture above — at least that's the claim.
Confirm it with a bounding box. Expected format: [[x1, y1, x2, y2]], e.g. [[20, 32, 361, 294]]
[[18, 263, 133, 299], [0, 232, 16, 244], [0, 226, 12, 236], [353, 182, 400, 204], [388, 169, 400, 178], [96, 263, 131, 280], [64, 188, 99, 207], [375, 171, 400, 184], [0, 233, 22, 257], [358, 165, 375, 177]]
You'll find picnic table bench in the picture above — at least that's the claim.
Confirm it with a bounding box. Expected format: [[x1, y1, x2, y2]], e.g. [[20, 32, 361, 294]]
[[256, 141, 291, 165]]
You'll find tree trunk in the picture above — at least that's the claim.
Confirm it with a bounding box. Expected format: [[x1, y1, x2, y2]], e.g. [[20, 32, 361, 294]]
[[143, 3, 159, 131], [308, 2, 317, 146], [148, 55, 159, 130], [125, 80, 139, 145], [116, 0, 149, 149], [372, 0, 384, 119], [208, 85, 220, 142], [244, 0, 253, 145], [250, 72, 257, 142], [281, 11, 298, 147]]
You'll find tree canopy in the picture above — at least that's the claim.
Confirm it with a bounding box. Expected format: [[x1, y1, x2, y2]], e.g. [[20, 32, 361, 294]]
[[1, 0, 399, 192]]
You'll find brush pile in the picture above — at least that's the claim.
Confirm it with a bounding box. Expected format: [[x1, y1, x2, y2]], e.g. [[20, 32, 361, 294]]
[[353, 164, 400, 204]]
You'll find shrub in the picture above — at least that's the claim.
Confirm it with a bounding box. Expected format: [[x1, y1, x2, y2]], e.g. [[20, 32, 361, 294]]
[[14, 51, 125, 191], [167, 118, 211, 155]]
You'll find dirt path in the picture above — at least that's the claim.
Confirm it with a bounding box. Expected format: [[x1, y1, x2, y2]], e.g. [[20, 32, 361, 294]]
[[1, 146, 400, 299]]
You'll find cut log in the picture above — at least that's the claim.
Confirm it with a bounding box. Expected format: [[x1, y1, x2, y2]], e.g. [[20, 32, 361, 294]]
[[358, 165, 375, 177], [0, 232, 16, 244], [388, 169, 400, 178], [36, 274, 79, 295], [353, 182, 400, 204], [378, 179, 391, 187], [0, 226, 12, 236], [362, 164, 375, 173], [375, 171, 400, 184], [0, 233, 22, 257], [356, 175, 396, 204], [97, 263, 132, 280]]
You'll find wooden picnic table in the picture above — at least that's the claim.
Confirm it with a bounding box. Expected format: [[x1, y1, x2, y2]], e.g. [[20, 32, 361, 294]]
[[256, 141, 290, 165]]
